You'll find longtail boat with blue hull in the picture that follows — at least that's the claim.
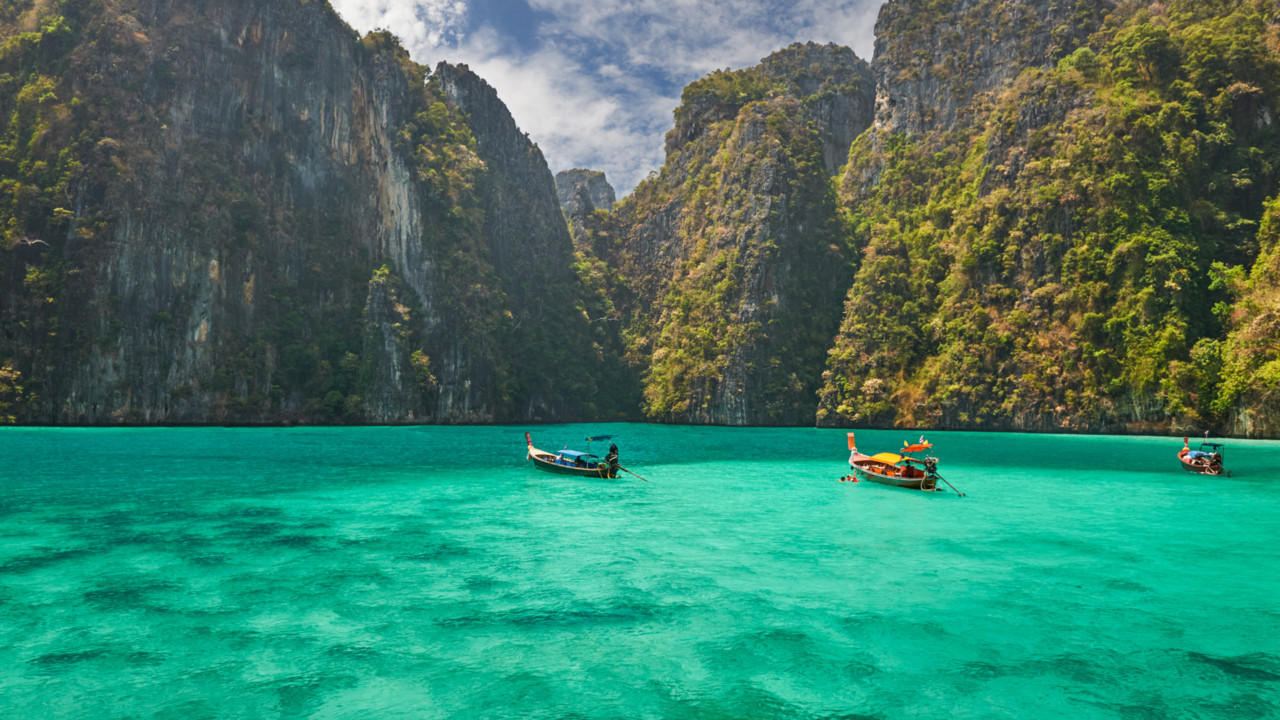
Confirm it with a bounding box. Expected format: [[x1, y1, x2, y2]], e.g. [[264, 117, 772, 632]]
[[526, 432, 619, 479]]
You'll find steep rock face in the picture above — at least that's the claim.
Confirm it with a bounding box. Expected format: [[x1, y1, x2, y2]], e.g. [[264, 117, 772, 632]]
[[53, 0, 420, 424], [871, 0, 1115, 135], [1219, 196, 1280, 437], [436, 64, 575, 289], [760, 42, 876, 174], [430, 62, 611, 421], [597, 43, 869, 425], [563, 184, 598, 247], [840, 0, 1115, 201], [0, 0, 611, 424], [555, 169, 616, 213], [820, 1, 1280, 436], [668, 42, 874, 176], [360, 269, 423, 423]]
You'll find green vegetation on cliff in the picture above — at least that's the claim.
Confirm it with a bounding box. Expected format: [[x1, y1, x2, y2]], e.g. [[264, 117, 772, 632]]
[[0, 13, 82, 251], [588, 43, 868, 425], [819, 0, 1280, 434], [0, 0, 633, 424], [0, 2, 130, 418], [0, 361, 23, 422], [641, 102, 850, 422], [1216, 195, 1280, 434]]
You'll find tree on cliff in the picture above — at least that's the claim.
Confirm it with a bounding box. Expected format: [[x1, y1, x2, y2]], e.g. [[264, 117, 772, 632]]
[[0, 363, 24, 423]]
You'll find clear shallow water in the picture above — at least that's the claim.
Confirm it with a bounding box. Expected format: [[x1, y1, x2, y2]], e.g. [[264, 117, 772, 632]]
[[1, 425, 1277, 719]]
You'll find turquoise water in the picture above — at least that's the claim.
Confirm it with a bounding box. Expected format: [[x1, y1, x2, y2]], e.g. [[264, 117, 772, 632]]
[[1, 425, 1277, 719]]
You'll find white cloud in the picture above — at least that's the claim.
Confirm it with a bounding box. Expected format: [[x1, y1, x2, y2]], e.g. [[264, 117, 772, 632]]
[[455, 41, 676, 196], [327, 0, 469, 48], [329, 0, 886, 195], [528, 0, 880, 69]]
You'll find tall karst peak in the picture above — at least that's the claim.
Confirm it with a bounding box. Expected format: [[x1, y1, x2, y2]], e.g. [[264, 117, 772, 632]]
[[556, 169, 616, 215], [588, 43, 870, 426], [759, 42, 876, 174], [435, 62, 542, 167], [667, 41, 874, 175]]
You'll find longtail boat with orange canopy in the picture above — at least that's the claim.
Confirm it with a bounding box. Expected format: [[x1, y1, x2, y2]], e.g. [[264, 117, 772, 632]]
[[845, 433, 963, 495]]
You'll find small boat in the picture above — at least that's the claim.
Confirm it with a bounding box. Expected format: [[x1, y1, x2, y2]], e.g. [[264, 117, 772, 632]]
[[846, 432, 944, 491], [526, 432, 618, 479], [1178, 436, 1230, 476]]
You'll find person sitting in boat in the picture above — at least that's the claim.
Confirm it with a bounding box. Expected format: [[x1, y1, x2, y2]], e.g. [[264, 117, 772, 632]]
[[1183, 446, 1217, 467], [606, 444, 619, 476], [574, 455, 586, 468]]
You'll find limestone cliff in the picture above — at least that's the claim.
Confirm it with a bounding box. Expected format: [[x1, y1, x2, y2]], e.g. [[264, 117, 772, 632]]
[[820, 0, 1280, 437], [870, 0, 1115, 136], [592, 43, 873, 425], [0, 0, 615, 424], [429, 62, 621, 422], [555, 169, 616, 214]]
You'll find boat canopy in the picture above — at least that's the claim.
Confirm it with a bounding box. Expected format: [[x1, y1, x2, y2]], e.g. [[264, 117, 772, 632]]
[[902, 442, 932, 453], [869, 452, 902, 464], [585, 435, 615, 441], [557, 450, 599, 460]]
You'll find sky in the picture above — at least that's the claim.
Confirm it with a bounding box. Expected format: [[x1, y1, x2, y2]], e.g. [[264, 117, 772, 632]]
[[328, 0, 886, 196]]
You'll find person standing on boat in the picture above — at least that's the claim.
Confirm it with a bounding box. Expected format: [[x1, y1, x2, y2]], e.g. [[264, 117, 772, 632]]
[[606, 444, 619, 478]]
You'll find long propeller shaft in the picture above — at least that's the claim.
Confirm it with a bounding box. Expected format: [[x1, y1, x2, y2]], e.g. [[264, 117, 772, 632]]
[[618, 465, 650, 482], [937, 474, 965, 497]]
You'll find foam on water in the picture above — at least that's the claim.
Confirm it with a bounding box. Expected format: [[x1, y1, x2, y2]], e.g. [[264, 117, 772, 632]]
[[1, 425, 1277, 719]]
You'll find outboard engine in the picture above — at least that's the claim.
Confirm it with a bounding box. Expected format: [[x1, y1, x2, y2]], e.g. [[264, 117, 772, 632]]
[[924, 456, 938, 477], [1208, 452, 1223, 473]]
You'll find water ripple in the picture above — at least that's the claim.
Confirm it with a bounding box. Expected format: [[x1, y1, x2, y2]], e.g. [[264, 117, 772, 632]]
[[0, 425, 1276, 719]]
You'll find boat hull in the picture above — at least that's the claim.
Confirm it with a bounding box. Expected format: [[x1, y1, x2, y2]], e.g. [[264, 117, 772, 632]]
[[845, 435, 945, 492], [1178, 455, 1226, 476], [1177, 439, 1230, 476], [529, 453, 615, 478], [850, 462, 938, 491], [525, 433, 617, 479]]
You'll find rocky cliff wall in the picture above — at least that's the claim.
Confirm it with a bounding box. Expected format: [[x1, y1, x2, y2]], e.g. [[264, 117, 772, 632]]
[[433, 62, 617, 421], [760, 42, 875, 174], [821, 0, 1280, 437], [595, 43, 871, 425], [871, 0, 1115, 136], [45, 0, 421, 423], [0, 0, 611, 424], [555, 169, 616, 213]]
